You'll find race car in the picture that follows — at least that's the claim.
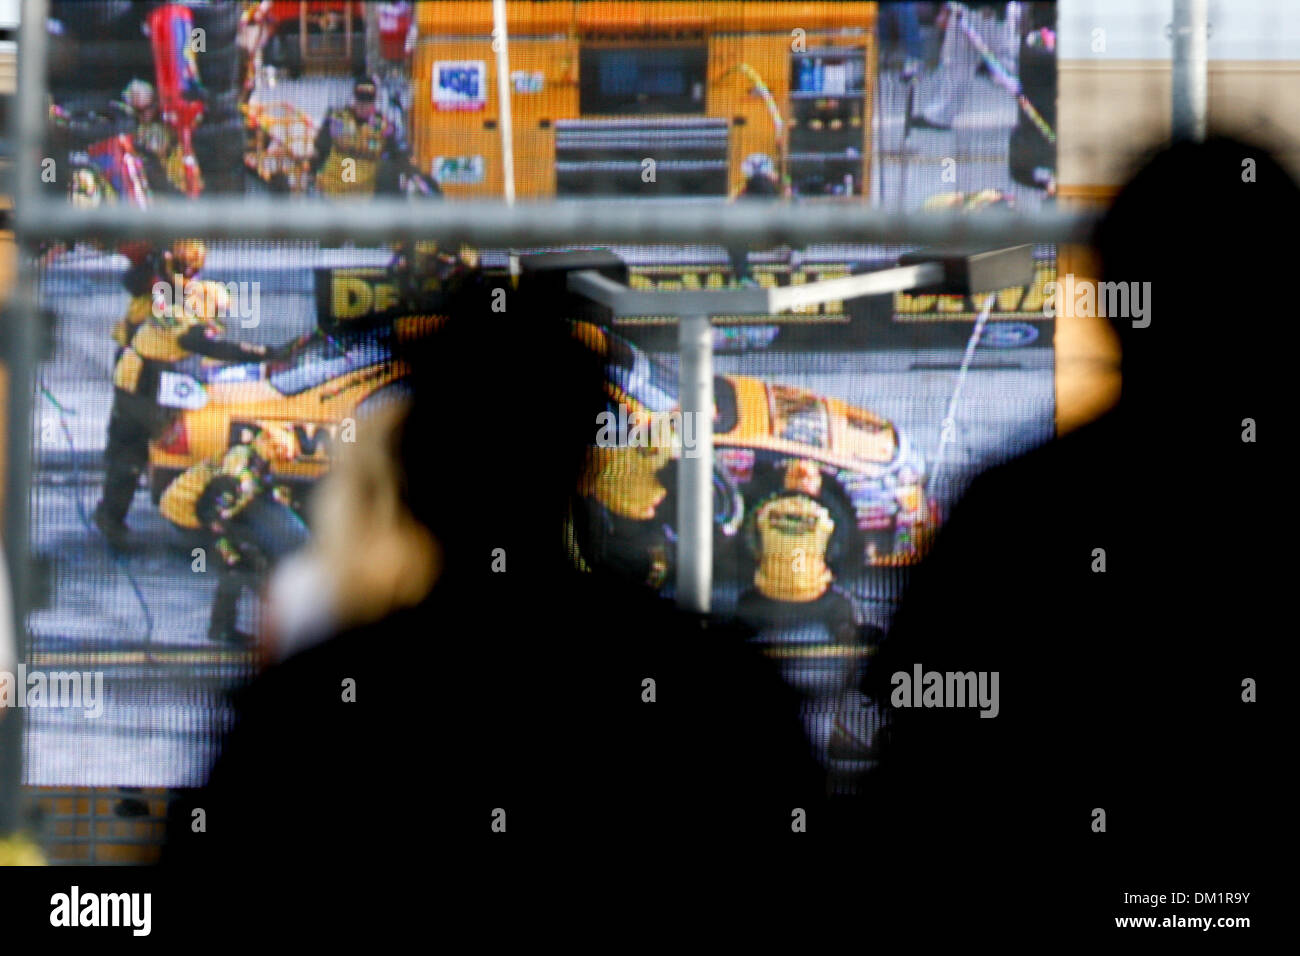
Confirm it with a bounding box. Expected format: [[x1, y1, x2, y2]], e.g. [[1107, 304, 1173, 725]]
[[147, 265, 449, 501], [148, 269, 935, 574], [147, 326, 409, 504], [575, 322, 937, 570]]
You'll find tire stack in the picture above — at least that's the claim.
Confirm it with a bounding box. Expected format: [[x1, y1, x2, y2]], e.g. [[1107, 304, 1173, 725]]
[[188, 2, 245, 195], [48, 1, 246, 197], [48, 1, 151, 171]]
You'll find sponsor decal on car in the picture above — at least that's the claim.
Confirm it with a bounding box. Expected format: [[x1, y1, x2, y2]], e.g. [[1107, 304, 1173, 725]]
[[157, 371, 208, 410], [229, 420, 337, 465]]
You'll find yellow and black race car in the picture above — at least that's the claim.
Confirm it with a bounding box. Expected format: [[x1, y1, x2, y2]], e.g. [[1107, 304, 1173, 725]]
[[575, 321, 937, 571], [146, 265, 441, 503], [146, 327, 409, 504], [148, 267, 935, 576]]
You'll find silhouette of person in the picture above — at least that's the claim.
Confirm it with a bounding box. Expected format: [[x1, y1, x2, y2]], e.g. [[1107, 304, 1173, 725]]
[[856, 135, 1288, 927], [164, 263, 831, 883]]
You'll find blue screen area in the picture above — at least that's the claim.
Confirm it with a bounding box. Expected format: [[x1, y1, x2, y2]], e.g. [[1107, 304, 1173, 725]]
[[599, 50, 688, 96]]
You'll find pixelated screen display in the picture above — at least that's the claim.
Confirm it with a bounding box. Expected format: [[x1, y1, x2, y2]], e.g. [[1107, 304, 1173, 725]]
[[580, 46, 709, 113], [27, 1, 1056, 786]]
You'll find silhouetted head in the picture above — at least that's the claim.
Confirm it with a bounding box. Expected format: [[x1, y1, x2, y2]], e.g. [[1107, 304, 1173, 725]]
[[1093, 135, 1300, 412], [395, 273, 609, 581]]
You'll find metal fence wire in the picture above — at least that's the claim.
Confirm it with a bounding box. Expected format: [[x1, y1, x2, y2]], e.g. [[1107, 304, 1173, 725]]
[[0, 0, 1248, 856]]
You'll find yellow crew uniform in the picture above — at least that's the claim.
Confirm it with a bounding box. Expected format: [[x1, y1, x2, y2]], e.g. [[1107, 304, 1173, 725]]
[[111, 282, 232, 394], [136, 119, 200, 194], [752, 494, 835, 603], [157, 432, 304, 645], [95, 271, 272, 536], [110, 291, 159, 350], [583, 441, 673, 521], [313, 108, 402, 198], [160, 444, 261, 530]]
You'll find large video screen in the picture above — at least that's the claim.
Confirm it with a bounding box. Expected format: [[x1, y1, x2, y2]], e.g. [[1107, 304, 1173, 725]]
[[25, 1, 1056, 787]]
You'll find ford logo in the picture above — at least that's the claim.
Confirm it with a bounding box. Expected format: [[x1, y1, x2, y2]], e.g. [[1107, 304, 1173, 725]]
[[978, 323, 1039, 348]]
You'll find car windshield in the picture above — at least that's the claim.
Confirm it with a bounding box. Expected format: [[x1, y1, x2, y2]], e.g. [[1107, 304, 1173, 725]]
[[606, 334, 677, 412], [606, 331, 737, 432], [269, 331, 393, 396]]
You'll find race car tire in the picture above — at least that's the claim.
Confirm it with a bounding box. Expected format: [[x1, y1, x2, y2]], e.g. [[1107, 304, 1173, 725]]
[[821, 481, 865, 575], [199, 89, 243, 125], [193, 116, 248, 195], [716, 468, 745, 534], [189, 2, 242, 44], [711, 525, 749, 587], [648, 460, 747, 585], [653, 459, 745, 535]]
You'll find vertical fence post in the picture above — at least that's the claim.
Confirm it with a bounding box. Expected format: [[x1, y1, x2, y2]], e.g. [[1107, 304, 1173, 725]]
[[1171, 0, 1209, 142], [0, 0, 50, 835], [676, 313, 713, 614]]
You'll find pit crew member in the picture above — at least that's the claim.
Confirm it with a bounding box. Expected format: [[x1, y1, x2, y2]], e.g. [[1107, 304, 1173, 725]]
[[121, 78, 196, 195], [159, 428, 307, 645], [112, 239, 207, 358], [93, 263, 293, 545], [311, 75, 408, 198]]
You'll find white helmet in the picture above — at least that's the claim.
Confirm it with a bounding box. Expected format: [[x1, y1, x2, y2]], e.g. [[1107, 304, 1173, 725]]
[[122, 79, 156, 113]]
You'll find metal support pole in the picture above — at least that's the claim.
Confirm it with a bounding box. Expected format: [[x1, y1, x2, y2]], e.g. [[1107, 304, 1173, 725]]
[[568, 245, 1031, 614], [676, 314, 713, 614], [570, 262, 946, 317], [1, 0, 51, 836], [492, 0, 516, 205], [363, 0, 380, 79], [1171, 0, 1208, 143]]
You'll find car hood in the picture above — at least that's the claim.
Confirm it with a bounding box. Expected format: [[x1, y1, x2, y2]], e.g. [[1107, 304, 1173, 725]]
[[718, 375, 899, 468]]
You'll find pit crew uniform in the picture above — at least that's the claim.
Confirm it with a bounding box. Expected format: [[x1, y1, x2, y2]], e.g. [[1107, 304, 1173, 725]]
[[122, 79, 196, 196], [112, 246, 177, 357], [311, 106, 407, 198], [111, 280, 163, 355], [135, 115, 196, 195], [93, 292, 285, 544], [112, 239, 213, 366], [578, 425, 675, 589], [736, 461, 873, 689], [160, 437, 308, 644], [734, 460, 885, 761]]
